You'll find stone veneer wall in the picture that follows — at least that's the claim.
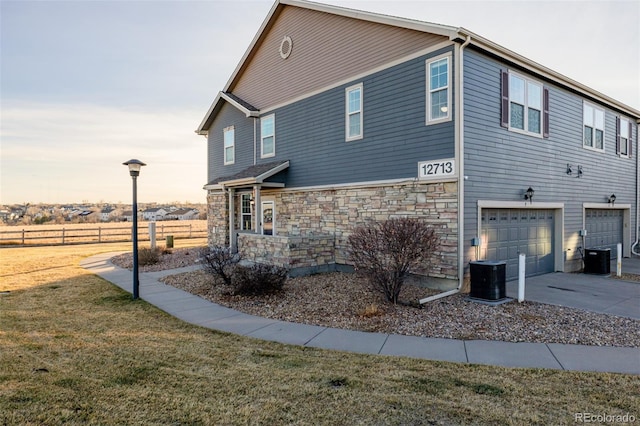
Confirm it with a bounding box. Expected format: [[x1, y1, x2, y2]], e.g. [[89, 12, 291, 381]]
[[207, 191, 228, 246], [208, 180, 458, 279], [238, 234, 335, 270]]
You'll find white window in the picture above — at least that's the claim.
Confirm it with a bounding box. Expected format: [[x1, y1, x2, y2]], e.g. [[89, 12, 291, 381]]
[[619, 117, 630, 157], [427, 54, 451, 124], [583, 102, 605, 151], [241, 193, 252, 230], [508, 73, 543, 136], [345, 83, 363, 141], [223, 126, 234, 164], [261, 115, 275, 158]]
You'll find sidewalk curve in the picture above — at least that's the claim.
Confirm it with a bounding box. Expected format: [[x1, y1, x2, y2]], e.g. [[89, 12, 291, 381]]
[[80, 253, 640, 375]]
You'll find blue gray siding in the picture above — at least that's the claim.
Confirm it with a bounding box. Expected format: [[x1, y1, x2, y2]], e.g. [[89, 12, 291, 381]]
[[463, 48, 637, 264], [207, 47, 456, 187], [207, 103, 256, 183]]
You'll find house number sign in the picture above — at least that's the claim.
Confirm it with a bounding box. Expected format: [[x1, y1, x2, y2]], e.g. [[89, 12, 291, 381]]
[[418, 158, 455, 179]]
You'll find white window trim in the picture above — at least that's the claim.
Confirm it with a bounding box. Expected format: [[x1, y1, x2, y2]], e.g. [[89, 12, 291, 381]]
[[426, 53, 452, 125], [223, 126, 235, 165], [619, 117, 630, 158], [260, 114, 275, 158], [583, 101, 605, 153], [507, 70, 543, 138], [240, 193, 252, 230], [261, 199, 275, 236], [345, 83, 363, 141]]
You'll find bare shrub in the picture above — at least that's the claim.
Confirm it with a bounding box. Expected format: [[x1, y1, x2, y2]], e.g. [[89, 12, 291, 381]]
[[348, 217, 439, 304], [138, 246, 162, 266], [231, 263, 288, 295], [199, 246, 242, 285]]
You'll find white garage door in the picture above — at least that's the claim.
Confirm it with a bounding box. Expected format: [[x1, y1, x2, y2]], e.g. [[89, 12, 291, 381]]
[[482, 209, 555, 281]]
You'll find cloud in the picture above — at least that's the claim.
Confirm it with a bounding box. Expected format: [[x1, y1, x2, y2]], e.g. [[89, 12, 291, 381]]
[[1, 102, 208, 204]]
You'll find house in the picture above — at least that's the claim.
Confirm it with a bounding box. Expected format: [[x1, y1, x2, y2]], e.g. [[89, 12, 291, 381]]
[[100, 207, 117, 222], [166, 208, 199, 221], [142, 208, 168, 221], [122, 210, 141, 222], [197, 0, 639, 287]]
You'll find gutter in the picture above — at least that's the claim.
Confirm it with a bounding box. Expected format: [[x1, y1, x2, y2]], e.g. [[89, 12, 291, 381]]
[[420, 33, 472, 304]]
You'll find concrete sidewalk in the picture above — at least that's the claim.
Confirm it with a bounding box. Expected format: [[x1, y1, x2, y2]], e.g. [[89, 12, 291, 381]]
[[80, 253, 640, 375]]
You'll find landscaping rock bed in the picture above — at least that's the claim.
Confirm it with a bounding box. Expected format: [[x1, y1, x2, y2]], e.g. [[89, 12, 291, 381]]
[[112, 248, 640, 348]]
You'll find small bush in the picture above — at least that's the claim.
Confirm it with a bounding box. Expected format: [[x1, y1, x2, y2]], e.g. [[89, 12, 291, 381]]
[[231, 263, 288, 295], [138, 246, 162, 266], [348, 217, 439, 304], [199, 246, 242, 285], [358, 303, 384, 318]]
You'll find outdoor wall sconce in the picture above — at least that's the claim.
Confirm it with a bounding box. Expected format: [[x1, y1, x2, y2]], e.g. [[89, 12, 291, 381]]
[[566, 164, 583, 177], [608, 194, 616, 205], [524, 187, 534, 204]]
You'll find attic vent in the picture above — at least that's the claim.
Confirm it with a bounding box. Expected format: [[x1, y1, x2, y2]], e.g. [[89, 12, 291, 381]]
[[279, 36, 293, 59]]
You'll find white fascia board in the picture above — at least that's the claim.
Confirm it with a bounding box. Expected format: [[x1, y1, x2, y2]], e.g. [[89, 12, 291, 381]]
[[196, 92, 222, 135], [219, 93, 260, 118], [255, 160, 290, 182], [196, 92, 260, 135], [457, 28, 640, 119], [221, 0, 284, 95], [281, 0, 459, 38]]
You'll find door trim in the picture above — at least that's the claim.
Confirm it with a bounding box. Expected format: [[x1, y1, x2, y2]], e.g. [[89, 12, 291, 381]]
[[583, 203, 631, 257]]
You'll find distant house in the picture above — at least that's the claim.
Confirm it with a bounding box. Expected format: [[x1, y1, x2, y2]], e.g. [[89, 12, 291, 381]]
[[198, 0, 639, 285], [142, 208, 168, 221], [122, 210, 141, 222], [166, 208, 198, 221], [100, 207, 117, 221]]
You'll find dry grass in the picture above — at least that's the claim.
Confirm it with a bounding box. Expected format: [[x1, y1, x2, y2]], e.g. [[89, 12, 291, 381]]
[[1, 243, 638, 425]]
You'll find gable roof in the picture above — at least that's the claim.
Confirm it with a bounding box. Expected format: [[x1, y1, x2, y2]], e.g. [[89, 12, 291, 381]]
[[196, 0, 639, 135]]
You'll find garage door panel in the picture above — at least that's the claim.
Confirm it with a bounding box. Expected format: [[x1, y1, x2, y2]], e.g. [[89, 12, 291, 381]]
[[585, 209, 623, 252], [483, 208, 554, 281]]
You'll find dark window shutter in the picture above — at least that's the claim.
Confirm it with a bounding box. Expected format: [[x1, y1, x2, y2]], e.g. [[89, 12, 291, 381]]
[[629, 121, 633, 158], [543, 87, 550, 138], [616, 116, 621, 155], [500, 70, 509, 128]]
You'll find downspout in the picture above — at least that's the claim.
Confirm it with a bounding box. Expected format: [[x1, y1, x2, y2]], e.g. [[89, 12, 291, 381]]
[[421, 34, 472, 304], [253, 117, 258, 166], [633, 120, 640, 256]]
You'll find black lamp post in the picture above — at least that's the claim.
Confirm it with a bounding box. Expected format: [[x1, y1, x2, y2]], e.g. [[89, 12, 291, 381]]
[[123, 159, 146, 300]]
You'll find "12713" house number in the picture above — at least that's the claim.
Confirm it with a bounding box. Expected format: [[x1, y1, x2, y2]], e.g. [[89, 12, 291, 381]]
[[418, 159, 455, 179]]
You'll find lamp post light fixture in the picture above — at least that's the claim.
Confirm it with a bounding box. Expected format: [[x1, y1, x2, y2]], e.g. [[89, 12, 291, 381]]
[[123, 159, 146, 300], [524, 187, 535, 204]]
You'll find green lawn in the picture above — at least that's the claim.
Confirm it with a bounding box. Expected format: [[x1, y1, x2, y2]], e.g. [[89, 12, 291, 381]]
[[1, 244, 637, 425]]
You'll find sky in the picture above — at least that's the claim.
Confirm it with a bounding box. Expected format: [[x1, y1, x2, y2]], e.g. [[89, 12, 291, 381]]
[[1, 0, 638, 205]]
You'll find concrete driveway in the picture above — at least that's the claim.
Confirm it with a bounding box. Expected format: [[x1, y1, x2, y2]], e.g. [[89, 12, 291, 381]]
[[506, 258, 640, 319]]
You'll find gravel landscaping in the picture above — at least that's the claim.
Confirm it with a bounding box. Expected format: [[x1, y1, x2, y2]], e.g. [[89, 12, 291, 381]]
[[111, 247, 640, 348]]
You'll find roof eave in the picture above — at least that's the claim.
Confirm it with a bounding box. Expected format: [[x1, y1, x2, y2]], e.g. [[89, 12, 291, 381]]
[[196, 92, 261, 135], [456, 28, 640, 118]]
